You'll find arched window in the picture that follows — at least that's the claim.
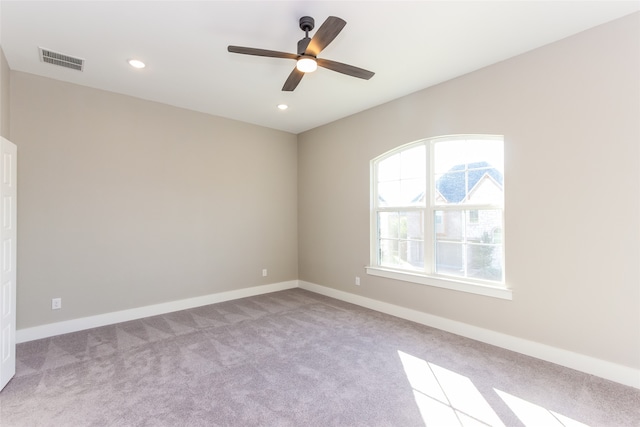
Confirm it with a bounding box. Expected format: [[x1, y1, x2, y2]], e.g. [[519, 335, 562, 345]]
[[368, 135, 508, 298]]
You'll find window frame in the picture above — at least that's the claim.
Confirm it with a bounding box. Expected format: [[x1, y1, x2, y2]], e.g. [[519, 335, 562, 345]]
[[367, 135, 511, 300]]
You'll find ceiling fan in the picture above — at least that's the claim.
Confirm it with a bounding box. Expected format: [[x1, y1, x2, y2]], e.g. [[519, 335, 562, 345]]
[[228, 16, 375, 91]]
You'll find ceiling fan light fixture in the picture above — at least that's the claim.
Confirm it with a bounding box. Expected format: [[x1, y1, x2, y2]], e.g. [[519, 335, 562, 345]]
[[296, 56, 317, 73], [128, 59, 146, 69]]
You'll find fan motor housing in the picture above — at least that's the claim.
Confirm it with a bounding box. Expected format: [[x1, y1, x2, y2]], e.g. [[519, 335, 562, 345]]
[[299, 16, 314, 32]]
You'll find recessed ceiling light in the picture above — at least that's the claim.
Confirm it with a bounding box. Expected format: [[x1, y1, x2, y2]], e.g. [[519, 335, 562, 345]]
[[128, 59, 146, 69], [277, 104, 288, 110]]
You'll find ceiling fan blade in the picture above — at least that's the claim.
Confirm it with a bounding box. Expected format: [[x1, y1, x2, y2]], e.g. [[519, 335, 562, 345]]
[[228, 46, 298, 60], [305, 16, 346, 57], [316, 58, 375, 80], [282, 67, 304, 91]]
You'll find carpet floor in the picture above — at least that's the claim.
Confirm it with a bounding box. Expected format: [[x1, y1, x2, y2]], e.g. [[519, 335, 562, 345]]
[[0, 289, 638, 426]]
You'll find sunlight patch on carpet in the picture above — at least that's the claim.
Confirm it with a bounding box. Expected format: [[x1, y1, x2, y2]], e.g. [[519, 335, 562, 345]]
[[494, 389, 590, 427], [398, 349, 591, 427], [397, 350, 503, 426]]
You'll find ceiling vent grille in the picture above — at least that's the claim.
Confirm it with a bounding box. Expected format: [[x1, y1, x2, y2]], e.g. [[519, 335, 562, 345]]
[[39, 48, 84, 71]]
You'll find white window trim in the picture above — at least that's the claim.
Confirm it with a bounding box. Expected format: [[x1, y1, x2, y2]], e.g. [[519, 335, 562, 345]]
[[369, 134, 510, 300], [365, 266, 512, 300]]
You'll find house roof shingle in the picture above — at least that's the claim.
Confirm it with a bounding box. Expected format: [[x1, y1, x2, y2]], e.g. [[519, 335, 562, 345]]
[[436, 161, 503, 203]]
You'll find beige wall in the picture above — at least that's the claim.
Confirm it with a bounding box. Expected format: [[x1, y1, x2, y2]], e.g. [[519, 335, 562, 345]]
[[11, 72, 298, 328], [298, 13, 640, 369], [0, 47, 9, 138]]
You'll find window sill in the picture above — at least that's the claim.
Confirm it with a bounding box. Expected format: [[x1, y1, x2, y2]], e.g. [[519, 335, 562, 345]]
[[365, 267, 512, 300]]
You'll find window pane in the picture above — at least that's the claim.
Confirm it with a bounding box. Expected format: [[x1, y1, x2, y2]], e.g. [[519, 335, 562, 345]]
[[399, 211, 424, 240], [435, 166, 503, 205], [400, 145, 426, 179], [466, 209, 503, 281], [435, 241, 463, 275], [399, 240, 424, 269], [434, 211, 444, 234], [377, 144, 426, 208], [400, 178, 425, 206], [434, 171, 465, 204], [493, 228, 502, 244], [378, 181, 400, 207], [380, 239, 424, 270], [435, 210, 463, 241], [378, 212, 399, 238], [378, 179, 425, 207], [378, 145, 426, 182], [380, 212, 424, 239], [379, 239, 398, 267], [467, 243, 503, 281], [433, 139, 468, 174], [378, 153, 401, 182], [465, 165, 503, 205], [433, 138, 503, 206], [465, 210, 502, 244], [378, 211, 424, 270], [434, 138, 503, 175], [435, 209, 503, 282]]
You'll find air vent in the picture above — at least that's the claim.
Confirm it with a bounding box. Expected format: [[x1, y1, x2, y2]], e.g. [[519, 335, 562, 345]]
[[39, 48, 84, 71]]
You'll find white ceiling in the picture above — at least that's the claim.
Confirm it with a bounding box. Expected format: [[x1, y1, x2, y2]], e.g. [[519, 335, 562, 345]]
[[2, 1, 638, 134]]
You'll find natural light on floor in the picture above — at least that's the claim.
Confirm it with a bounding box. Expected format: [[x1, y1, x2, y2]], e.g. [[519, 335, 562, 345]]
[[494, 389, 589, 427], [397, 350, 590, 427]]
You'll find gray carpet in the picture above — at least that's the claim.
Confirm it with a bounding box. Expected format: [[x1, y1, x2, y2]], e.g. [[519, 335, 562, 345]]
[[0, 289, 638, 426]]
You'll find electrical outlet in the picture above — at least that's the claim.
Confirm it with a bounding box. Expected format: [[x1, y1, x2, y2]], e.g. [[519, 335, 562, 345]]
[[355, 276, 361, 286], [262, 269, 268, 277], [51, 298, 62, 310]]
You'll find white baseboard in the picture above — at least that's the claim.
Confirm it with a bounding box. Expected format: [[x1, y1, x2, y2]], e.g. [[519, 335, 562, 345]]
[[17, 279, 639, 390], [16, 281, 298, 343], [298, 280, 640, 390]]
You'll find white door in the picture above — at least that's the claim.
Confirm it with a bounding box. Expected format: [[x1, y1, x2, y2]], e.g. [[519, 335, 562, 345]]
[[0, 137, 16, 391]]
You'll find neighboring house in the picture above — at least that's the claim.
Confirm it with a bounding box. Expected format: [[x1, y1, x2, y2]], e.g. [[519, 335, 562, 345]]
[[435, 161, 503, 205], [435, 162, 503, 279]]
